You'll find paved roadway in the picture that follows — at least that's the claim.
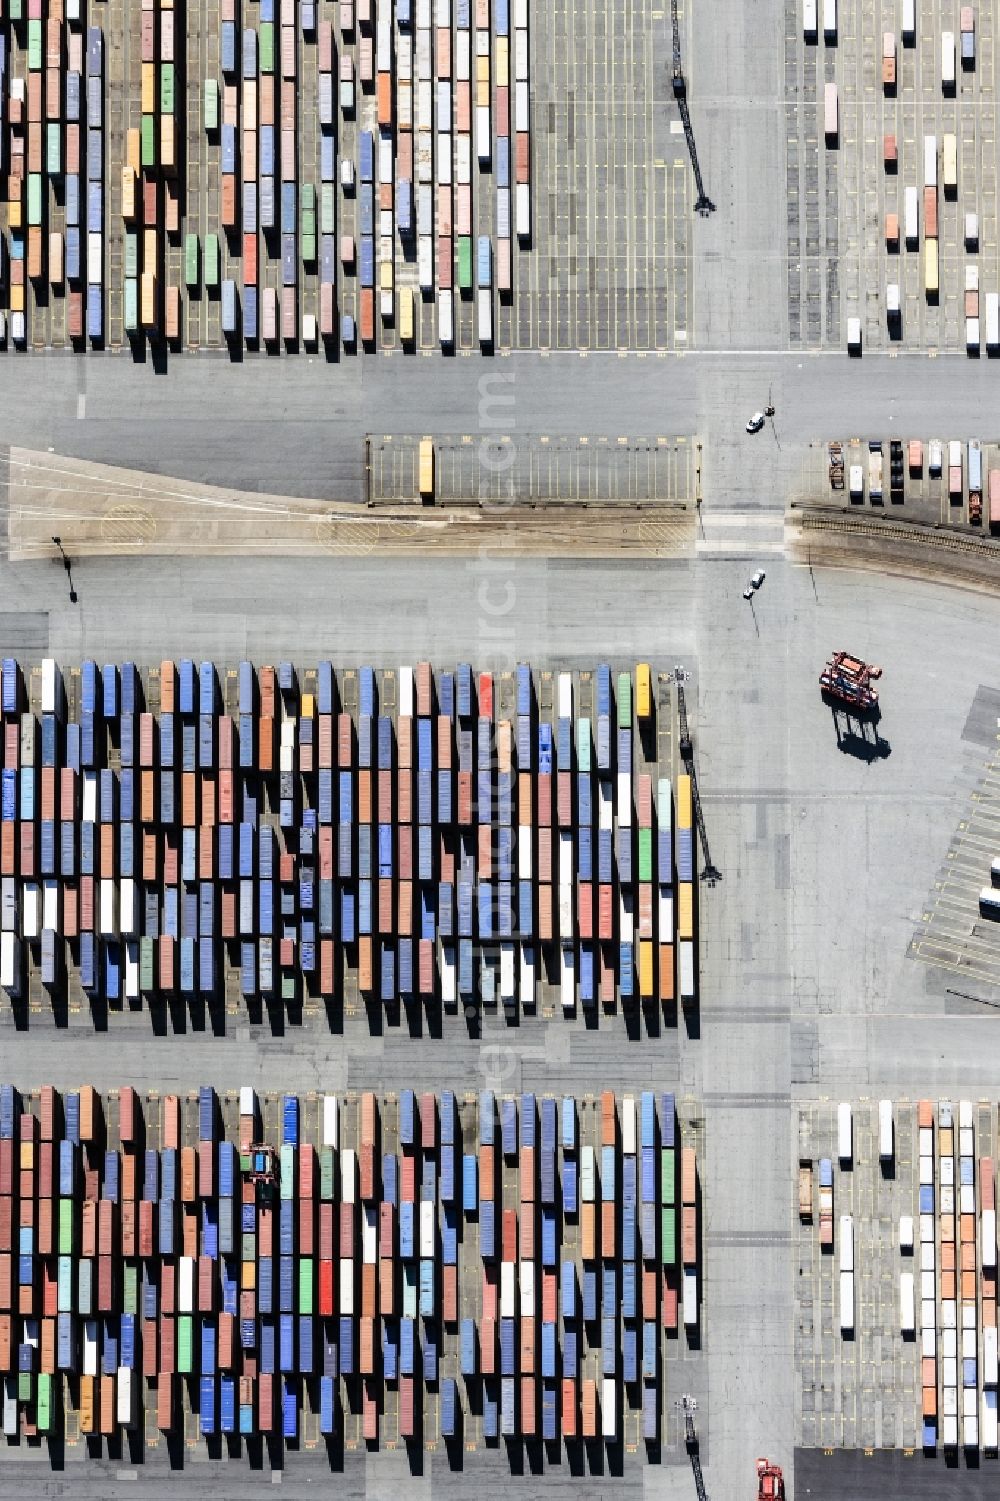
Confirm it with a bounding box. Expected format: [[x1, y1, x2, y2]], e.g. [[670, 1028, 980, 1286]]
[[3, 545, 1000, 1497], [1, 349, 998, 514]]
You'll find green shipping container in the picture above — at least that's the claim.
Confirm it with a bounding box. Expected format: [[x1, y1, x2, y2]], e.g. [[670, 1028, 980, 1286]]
[[27, 174, 43, 227], [8, 0, 22, 20], [661, 1206, 677, 1265], [141, 113, 156, 167], [178, 1315, 193, 1373], [123, 1263, 138, 1316], [319, 1147, 334, 1201], [140, 935, 154, 990], [259, 22, 274, 72], [78, 1259, 92, 1316], [239, 1152, 252, 1174], [617, 671, 632, 729], [204, 234, 220, 287], [298, 1258, 313, 1314], [281, 974, 295, 1001], [457, 237, 472, 291], [36, 1372, 52, 1431], [59, 1200, 74, 1256], [576, 718, 591, 772], [241, 1232, 255, 1262], [124, 231, 139, 280], [301, 234, 316, 264], [638, 828, 653, 883], [27, 19, 42, 69], [661, 1148, 675, 1206], [46, 123, 61, 176], [184, 233, 199, 287], [124, 278, 138, 332], [280, 1143, 294, 1199], [18, 1370, 31, 1403], [203, 78, 219, 132], [160, 63, 175, 116], [320, 183, 335, 235]]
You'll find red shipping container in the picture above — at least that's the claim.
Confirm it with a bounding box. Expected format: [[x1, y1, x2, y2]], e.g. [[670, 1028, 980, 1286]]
[[456, 82, 471, 134], [538, 885, 553, 941], [318, 22, 333, 70], [399, 1375, 414, 1438], [536, 827, 550, 881], [480, 1316, 496, 1375], [479, 672, 493, 718], [98, 1255, 113, 1312], [38, 1201, 53, 1257], [4, 724, 18, 771], [496, 85, 509, 137], [516, 133, 530, 184], [100, 1374, 115, 1434], [582, 1379, 597, 1437], [120, 1201, 136, 1258], [0, 1197, 11, 1250], [663, 1275, 679, 1329], [0, 824, 13, 877], [924, 186, 938, 239], [520, 1317, 536, 1374], [442, 1263, 458, 1323], [379, 1258, 394, 1315], [139, 1200, 155, 1258], [598, 885, 613, 940], [362, 1377, 378, 1437], [502, 1209, 517, 1263], [81, 1203, 96, 1259], [258, 1372, 274, 1431], [198, 1255, 214, 1312], [319, 1259, 334, 1316], [562, 1379, 577, 1437], [419, 939, 434, 995], [520, 1210, 535, 1261], [396, 768, 412, 823], [520, 1147, 535, 1201], [420, 1092, 436, 1149], [339, 1201, 354, 1257], [521, 1375, 536, 1434], [479, 1145, 494, 1201], [19, 824, 35, 878], [400, 1152, 415, 1202]]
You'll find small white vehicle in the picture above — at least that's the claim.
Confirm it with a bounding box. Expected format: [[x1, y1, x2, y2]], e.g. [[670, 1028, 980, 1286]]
[[751, 570, 766, 589], [746, 412, 765, 434]]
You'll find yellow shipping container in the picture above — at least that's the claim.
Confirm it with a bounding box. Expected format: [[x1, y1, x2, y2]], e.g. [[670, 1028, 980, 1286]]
[[678, 882, 694, 940], [141, 63, 155, 115], [79, 1374, 95, 1433], [418, 438, 434, 497], [924, 238, 939, 297], [677, 773, 693, 830], [143, 228, 158, 269], [495, 36, 509, 78], [241, 1259, 256, 1290], [476, 56, 490, 83], [638, 938, 654, 999], [140, 271, 156, 327], [636, 662, 652, 719], [399, 286, 414, 342], [20, 1142, 34, 1169], [379, 259, 393, 292], [127, 127, 141, 175], [49, 230, 63, 284], [942, 132, 957, 192], [8, 199, 21, 230], [302, 693, 314, 718], [476, 79, 490, 106], [10, 285, 24, 313]]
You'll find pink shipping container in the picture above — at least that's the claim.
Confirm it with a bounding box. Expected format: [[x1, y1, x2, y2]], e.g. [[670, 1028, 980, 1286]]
[[362, 1380, 378, 1438], [416, 662, 432, 716], [497, 239, 512, 294], [437, 235, 453, 289], [399, 1376, 414, 1437], [496, 87, 509, 136], [436, 716, 451, 767], [262, 286, 278, 342], [161, 11, 174, 61], [537, 774, 552, 826], [456, 85, 471, 133], [480, 1316, 496, 1374], [397, 717, 413, 768], [318, 22, 333, 70], [281, 27, 296, 78], [419, 1092, 435, 1149], [397, 770, 412, 822], [419, 939, 434, 994]]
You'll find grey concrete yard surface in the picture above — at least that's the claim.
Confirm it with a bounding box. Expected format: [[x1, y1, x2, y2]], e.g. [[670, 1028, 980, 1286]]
[[0, 544, 999, 1498]]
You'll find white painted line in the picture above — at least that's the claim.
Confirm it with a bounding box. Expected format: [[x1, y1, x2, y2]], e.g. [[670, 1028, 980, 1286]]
[[77, 393, 86, 420]]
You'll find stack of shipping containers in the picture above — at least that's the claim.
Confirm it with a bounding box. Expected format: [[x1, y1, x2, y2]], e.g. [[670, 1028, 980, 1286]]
[[0, 1084, 705, 1446]]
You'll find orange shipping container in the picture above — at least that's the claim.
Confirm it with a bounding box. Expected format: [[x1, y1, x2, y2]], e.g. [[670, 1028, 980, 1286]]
[[581, 1201, 595, 1260], [923, 187, 938, 238]]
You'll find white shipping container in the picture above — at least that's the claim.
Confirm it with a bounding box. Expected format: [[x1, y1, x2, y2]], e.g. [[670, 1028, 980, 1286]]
[[921, 1270, 936, 1300], [560, 942, 574, 1010], [658, 886, 674, 935], [924, 134, 937, 186], [476, 105, 491, 161], [420, 1198, 435, 1256], [558, 672, 573, 719], [965, 265, 979, 293], [823, 0, 836, 36], [581, 1145, 596, 1201], [965, 211, 979, 248], [417, 182, 434, 233], [83, 771, 98, 823], [985, 1326, 999, 1386], [439, 287, 455, 346], [322, 1095, 338, 1147], [418, 235, 434, 289], [984, 1208, 997, 1268], [500, 942, 516, 1003], [179, 1256, 195, 1312], [598, 778, 613, 830], [362, 1204, 378, 1264], [519, 1259, 534, 1313], [904, 185, 918, 244], [967, 317, 980, 352], [516, 182, 531, 239], [918, 1127, 933, 1156], [339, 1257, 355, 1314], [920, 1242, 936, 1272], [621, 1096, 637, 1156], [398, 666, 414, 717], [618, 890, 634, 944], [922, 1300, 937, 1337], [961, 1183, 975, 1214], [602, 1376, 617, 1438], [441, 943, 456, 1003], [942, 30, 955, 87], [964, 1388, 978, 1419], [42, 879, 59, 934], [41, 658, 59, 714], [984, 1390, 998, 1450], [456, 30, 470, 79], [899, 1214, 914, 1251], [879, 1099, 894, 1160], [514, 0, 528, 26], [500, 1260, 516, 1317], [99, 879, 117, 936], [519, 944, 535, 1007], [682, 1266, 698, 1326], [117, 1366, 135, 1426], [477, 286, 492, 344], [22, 884, 40, 940], [943, 1327, 957, 1358], [679, 939, 695, 1000], [943, 1413, 958, 1448], [125, 940, 139, 999], [559, 829, 574, 888], [0, 933, 18, 991], [341, 1148, 356, 1203], [900, 1271, 915, 1333], [902, 0, 915, 42], [839, 1270, 854, 1331], [837, 1101, 853, 1162], [986, 293, 999, 350], [803, 0, 817, 35], [944, 1356, 958, 1388], [119, 877, 136, 936], [846, 315, 861, 352], [849, 463, 863, 499], [919, 1154, 933, 1184], [514, 80, 530, 132], [617, 772, 633, 825], [83, 1321, 99, 1377], [839, 1215, 854, 1272], [515, 29, 529, 79], [436, 79, 452, 131]]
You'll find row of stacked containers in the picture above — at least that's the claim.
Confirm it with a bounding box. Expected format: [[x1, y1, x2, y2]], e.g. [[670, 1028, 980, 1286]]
[[0, 0, 530, 347], [0, 658, 698, 1015], [0, 1084, 701, 1446]]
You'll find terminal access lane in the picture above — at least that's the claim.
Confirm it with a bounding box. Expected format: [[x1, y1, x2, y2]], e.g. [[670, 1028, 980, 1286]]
[[0, 351, 998, 505]]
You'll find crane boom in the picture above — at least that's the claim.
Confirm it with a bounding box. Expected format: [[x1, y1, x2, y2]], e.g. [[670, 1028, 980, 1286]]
[[670, 0, 715, 215], [674, 671, 721, 886]]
